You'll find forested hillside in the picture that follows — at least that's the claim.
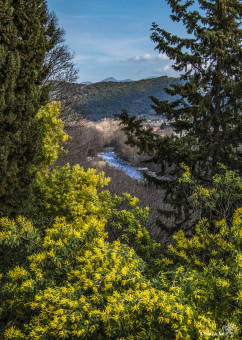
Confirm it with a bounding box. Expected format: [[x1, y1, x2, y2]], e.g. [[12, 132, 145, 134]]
[[51, 76, 179, 120]]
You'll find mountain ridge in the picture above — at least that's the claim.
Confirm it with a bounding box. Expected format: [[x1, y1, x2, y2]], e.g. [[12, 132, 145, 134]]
[[81, 76, 161, 85], [55, 76, 180, 121]]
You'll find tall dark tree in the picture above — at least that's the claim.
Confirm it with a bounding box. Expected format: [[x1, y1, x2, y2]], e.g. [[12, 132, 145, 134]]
[[118, 0, 242, 235], [0, 0, 60, 217]]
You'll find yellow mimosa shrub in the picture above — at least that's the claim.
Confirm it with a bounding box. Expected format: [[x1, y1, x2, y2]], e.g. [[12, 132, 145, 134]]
[[156, 167, 242, 338], [179, 163, 242, 225], [30, 102, 158, 264], [32, 164, 110, 226], [0, 165, 215, 339], [2, 162, 240, 338], [105, 192, 159, 265], [165, 210, 241, 334], [1, 216, 199, 339], [34, 101, 70, 168], [31, 164, 159, 266]]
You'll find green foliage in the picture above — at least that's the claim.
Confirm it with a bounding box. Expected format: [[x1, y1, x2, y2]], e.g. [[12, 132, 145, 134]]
[[117, 0, 241, 233], [155, 166, 242, 336], [34, 101, 70, 169], [157, 167, 242, 334], [30, 164, 110, 225], [179, 163, 242, 225], [29, 164, 158, 265], [104, 192, 159, 273], [0, 166, 195, 340], [156, 209, 242, 338], [0, 163, 241, 339], [0, 0, 60, 217], [150, 0, 241, 175], [0, 216, 196, 340]]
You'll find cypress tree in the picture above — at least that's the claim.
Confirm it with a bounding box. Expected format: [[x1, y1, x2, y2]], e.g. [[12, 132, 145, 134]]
[[0, 0, 59, 217], [118, 0, 242, 235]]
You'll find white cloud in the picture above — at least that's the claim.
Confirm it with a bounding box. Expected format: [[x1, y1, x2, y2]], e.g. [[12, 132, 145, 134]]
[[152, 64, 180, 77], [130, 53, 169, 62], [153, 65, 171, 73]]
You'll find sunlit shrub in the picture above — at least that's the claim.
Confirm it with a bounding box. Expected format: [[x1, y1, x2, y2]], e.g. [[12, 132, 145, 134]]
[[0, 152, 241, 339], [0, 167, 197, 340]]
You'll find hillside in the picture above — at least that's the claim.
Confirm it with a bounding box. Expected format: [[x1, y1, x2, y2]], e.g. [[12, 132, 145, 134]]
[[53, 76, 180, 121]]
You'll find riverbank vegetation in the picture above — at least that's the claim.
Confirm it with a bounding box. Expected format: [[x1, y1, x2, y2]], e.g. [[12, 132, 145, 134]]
[[54, 118, 174, 245], [0, 0, 241, 339]]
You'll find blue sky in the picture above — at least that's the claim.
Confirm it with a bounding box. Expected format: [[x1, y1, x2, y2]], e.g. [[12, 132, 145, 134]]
[[47, 0, 187, 83]]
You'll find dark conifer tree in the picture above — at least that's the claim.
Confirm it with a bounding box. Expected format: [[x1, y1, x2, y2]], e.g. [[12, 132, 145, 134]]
[[0, 0, 59, 217], [118, 0, 242, 235]]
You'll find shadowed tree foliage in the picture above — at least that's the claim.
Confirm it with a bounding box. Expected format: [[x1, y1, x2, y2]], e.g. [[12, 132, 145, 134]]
[[118, 0, 242, 235], [0, 0, 60, 217]]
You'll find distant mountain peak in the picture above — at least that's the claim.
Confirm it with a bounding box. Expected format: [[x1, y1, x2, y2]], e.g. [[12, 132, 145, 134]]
[[81, 76, 165, 85], [81, 81, 93, 85], [102, 77, 117, 82], [101, 77, 133, 83], [121, 79, 133, 82]]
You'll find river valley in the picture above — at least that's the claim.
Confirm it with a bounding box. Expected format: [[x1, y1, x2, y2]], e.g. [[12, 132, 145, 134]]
[[99, 151, 143, 180]]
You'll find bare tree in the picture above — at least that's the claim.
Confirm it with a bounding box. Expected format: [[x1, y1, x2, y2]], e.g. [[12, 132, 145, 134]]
[[43, 12, 79, 112], [55, 120, 103, 167]]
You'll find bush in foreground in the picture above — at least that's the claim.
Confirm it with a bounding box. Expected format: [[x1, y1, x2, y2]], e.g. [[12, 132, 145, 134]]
[[0, 164, 241, 339]]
